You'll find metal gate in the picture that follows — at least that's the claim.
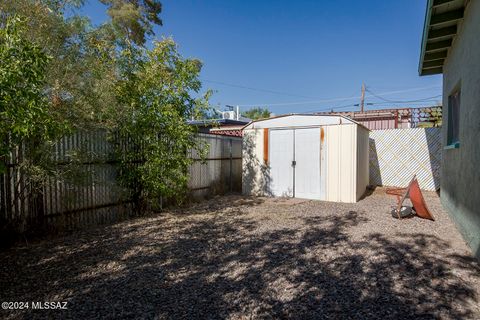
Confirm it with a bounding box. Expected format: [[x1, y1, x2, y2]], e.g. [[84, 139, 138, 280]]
[[268, 128, 321, 200]]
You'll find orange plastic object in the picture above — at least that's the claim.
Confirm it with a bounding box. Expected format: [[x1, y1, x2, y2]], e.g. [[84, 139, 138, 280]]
[[386, 176, 435, 221]]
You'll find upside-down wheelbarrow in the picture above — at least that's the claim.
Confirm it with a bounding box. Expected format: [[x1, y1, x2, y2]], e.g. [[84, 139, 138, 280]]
[[386, 175, 435, 221]]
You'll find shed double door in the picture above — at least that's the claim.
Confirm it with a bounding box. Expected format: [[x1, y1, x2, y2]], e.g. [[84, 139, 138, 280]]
[[269, 128, 321, 200]]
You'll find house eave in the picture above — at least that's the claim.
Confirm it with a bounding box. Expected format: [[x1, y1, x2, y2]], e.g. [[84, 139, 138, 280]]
[[419, 0, 467, 76]]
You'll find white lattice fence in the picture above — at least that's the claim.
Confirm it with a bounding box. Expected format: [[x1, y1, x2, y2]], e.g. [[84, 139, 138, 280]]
[[369, 128, 441, 191]]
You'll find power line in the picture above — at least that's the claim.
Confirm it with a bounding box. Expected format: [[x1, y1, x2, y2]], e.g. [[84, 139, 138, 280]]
[[369, 100, 441, 105], [203, 77, 442, 108], [301, 100, 441, 114], [229, 85, 441, 107], [365, 88, 442, 103], [365, 84, 440, 93], [303, 104, 359, 113], [236, 95, 360, 107], [202, 79, 317, 99], [364, 85, 441, 96]]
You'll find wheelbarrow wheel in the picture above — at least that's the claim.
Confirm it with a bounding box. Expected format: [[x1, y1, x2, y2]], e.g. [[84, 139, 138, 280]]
[[391, 206, 414, 219]]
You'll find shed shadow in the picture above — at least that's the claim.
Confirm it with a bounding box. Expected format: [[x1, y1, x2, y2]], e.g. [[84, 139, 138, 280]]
[[369, 137, 382, 187]]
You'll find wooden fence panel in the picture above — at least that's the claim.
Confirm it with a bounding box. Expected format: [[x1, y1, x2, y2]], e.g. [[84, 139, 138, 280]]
[[0, 132, 242, 233]]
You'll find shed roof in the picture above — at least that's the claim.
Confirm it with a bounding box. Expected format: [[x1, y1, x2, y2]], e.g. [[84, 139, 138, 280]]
[[242, 114, 370, 131], [419, 0, 467, 76]]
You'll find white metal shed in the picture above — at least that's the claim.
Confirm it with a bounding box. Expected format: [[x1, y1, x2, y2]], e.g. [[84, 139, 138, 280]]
[[242, 114, 370, 203]]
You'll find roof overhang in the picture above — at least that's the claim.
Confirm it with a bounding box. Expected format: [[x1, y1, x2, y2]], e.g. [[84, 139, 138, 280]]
[[419, 0, 467, 76]]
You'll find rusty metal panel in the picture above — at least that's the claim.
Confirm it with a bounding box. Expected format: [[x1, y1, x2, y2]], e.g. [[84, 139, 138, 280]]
[[263, 128, 269, 164], [319, 127, 327, 201]]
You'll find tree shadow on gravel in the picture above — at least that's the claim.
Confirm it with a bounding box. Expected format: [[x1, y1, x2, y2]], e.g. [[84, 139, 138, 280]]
[[0, 196, 479, 320]]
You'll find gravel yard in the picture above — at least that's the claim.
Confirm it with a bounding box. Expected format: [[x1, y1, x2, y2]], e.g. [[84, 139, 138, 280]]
[[1, 188, 479, 319]]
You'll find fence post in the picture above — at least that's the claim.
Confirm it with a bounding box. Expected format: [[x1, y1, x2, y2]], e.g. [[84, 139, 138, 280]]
[[5, 144, 12, 221], [229, 138, 233, 193], [0, 155, 5, 220]]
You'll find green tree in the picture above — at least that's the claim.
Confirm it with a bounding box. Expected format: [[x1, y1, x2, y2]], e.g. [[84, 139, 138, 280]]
[[100, 0, 163, 45], [0, 0, 163, 129], [0, 16, 58, 173], [1, 1, 210, 211], [115, 39, 210, 209], [242, 107, 271, 120], [0, 1, 116, 129]]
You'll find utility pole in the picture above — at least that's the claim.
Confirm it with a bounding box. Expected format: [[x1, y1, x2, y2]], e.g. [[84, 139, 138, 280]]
[[360, 82, 365, 112]]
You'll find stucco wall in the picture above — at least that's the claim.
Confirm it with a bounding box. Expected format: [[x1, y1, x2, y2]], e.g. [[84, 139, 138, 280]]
[[442, 0, 480, 259]]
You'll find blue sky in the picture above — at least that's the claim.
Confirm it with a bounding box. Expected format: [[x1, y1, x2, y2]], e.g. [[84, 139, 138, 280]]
[[79, 0, 442, 115]]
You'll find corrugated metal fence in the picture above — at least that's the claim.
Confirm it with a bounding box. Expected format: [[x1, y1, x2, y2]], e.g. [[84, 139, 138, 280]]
[[189, 134, 242, 197], [369, 128, 442, 191], [0, 132, 242, 233]]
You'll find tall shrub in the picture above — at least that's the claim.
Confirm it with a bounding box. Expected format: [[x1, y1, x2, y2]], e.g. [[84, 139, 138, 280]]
[[0, 16, 58, 173], [115, 39, 211, 209]]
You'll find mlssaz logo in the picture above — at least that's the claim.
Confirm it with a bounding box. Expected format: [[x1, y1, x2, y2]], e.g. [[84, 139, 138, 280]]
[[32, 302, 68, 310]]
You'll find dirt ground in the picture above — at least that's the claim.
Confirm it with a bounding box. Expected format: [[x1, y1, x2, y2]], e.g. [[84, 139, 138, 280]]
[[1, 188, 479, 319]]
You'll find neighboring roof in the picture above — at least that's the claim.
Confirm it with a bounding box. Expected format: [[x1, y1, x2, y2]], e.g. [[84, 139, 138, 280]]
[[210, 125, 245, 131], [187, 118, 249, 127], [419, 0, 467, 76], [242, 113, 370, 131], [210, 126, 244, 137]]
